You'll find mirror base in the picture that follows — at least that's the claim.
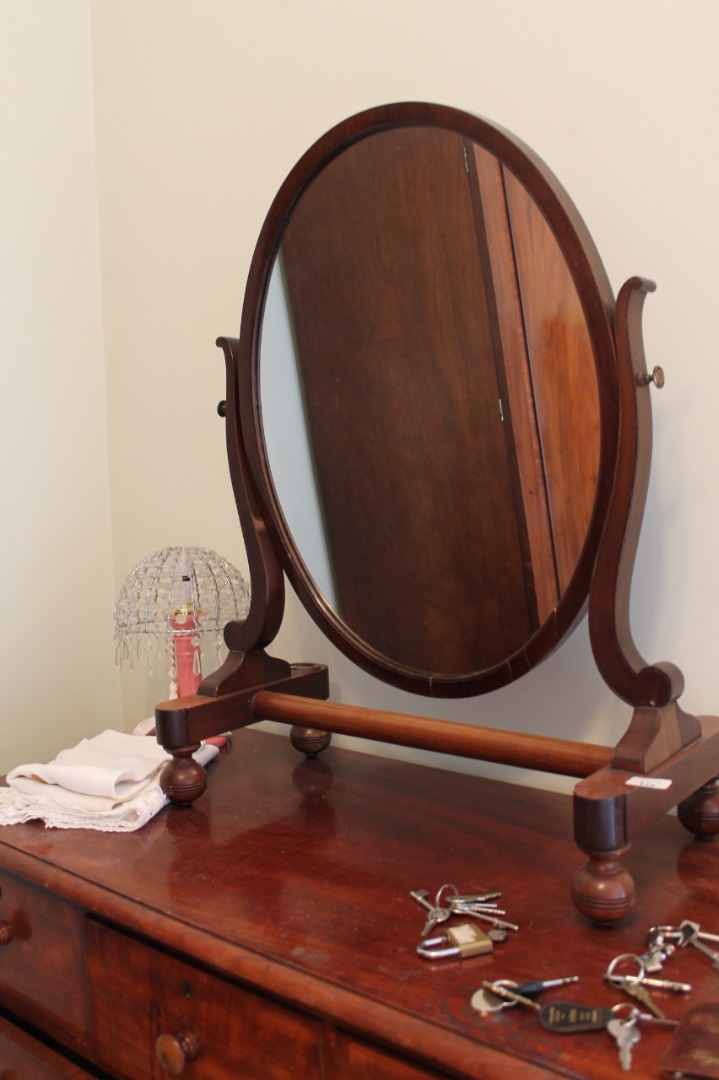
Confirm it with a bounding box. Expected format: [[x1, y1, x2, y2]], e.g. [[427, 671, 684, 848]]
[[154, 663, 330, 805], [198, 647, 292, 697], [610, 701, 702, 773]]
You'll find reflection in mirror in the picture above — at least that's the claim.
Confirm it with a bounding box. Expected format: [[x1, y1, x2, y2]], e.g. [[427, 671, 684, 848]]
[[262, 268, 337, 609], [260, 126, 599, 677]]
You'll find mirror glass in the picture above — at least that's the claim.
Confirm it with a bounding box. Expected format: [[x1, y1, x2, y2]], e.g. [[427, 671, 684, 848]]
[[256, 119, 604, 683]]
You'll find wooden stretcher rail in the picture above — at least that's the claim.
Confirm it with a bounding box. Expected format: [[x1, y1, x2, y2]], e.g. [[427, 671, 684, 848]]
[[251, 691, 613, 779]]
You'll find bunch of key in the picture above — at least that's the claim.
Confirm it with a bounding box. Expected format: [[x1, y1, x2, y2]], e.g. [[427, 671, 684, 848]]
[[604, 951, 691, 1022], [644, 919, 719, 973], [470, 919, 719, 1072], [537, 999, 678, 1072], [411, 883, 517, 960], [476, 982, 678, 1071]]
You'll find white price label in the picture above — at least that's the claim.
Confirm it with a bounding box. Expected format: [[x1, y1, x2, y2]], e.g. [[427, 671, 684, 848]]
[[626, 776, 672, 790]]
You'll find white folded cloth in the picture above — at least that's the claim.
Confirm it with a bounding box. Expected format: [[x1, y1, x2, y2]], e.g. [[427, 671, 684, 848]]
[[0, 729, 218, 832]]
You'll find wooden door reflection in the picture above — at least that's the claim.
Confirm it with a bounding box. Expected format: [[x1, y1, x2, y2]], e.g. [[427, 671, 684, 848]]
[[275, 127, 599, 675]]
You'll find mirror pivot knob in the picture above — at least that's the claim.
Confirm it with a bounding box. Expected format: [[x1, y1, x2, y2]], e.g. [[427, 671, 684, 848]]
[[217, 400, 227, 417], [637, 365, 665, 388], [0, 920, 13, 945], [155, 1031, 201, 1074]]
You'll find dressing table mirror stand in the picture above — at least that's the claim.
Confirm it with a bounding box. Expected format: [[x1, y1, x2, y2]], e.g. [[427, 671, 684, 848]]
[[155, 103, 719, 926]]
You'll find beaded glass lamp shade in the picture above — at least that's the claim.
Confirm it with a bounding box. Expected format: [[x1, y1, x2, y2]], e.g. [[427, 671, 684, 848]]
[[114, 546, 250, 697]]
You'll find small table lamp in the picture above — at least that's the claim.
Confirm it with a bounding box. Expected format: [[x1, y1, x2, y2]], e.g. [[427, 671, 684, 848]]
[[114, 546, 250, 698]]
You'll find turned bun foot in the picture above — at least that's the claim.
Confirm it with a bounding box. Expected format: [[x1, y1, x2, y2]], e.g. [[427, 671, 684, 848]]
[[677, 778, 719, 840], [290, 725, 332, 757], [572, 850, 635, 925], [160, 746, 207, 806]]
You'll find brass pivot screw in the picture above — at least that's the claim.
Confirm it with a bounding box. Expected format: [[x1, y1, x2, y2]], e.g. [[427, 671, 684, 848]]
[[636, 366, 665, 388]]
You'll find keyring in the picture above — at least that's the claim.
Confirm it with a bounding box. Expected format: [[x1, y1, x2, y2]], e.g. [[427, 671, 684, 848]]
[[605, 952, 646, 987], [611, 1001, 640, 1022]]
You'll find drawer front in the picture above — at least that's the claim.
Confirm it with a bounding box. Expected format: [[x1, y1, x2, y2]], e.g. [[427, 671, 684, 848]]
[[324, 1030, 447, 1080], [0, 1014, 97, 1080], [0, 870, 89, 1043], [86, 920, 320, 1079]]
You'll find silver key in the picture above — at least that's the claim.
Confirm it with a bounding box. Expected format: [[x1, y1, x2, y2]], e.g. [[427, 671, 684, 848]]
[[448, 891, 502, 905], [457, 908, 519, 932], [678, 920, 719, 971], [619, 978, 666, 1020], [693, 927, 719, 945], [605, 953, 667, 1020], [437, 884, 517, 928], [607, 1016, 640, 1071], [436, 883, 501, 904], [644, 926, 678, 971], [641, 945, 670, 973], [449, 900, 504, 914], [409, 889, 450, 936], [609, 973, 691, 994], [655, 921, 719, 947]]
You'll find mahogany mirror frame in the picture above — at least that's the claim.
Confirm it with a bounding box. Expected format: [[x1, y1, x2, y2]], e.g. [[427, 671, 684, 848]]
[[237, 102, 620, 698], [155, 103, 719, 925]]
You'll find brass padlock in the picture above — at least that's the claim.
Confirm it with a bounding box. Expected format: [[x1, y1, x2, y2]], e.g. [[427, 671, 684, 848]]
[[417, 921, 495, 960]]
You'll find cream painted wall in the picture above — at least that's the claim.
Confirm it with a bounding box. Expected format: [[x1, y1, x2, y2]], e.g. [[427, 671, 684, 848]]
[[0, 1, 121, 773], [5, 1, 715, 793]]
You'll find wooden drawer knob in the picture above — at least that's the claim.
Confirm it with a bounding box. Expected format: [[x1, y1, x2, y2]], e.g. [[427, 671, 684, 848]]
[[155, 1031, 201, 1075], [0, 920, 14, 945]]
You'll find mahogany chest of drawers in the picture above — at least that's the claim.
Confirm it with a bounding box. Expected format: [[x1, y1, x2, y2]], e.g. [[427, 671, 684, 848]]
[[0, 729, 717, 1078]]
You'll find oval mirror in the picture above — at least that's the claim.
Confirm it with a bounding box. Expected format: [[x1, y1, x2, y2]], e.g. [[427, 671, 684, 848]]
[[239, 103, 619, 697]]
